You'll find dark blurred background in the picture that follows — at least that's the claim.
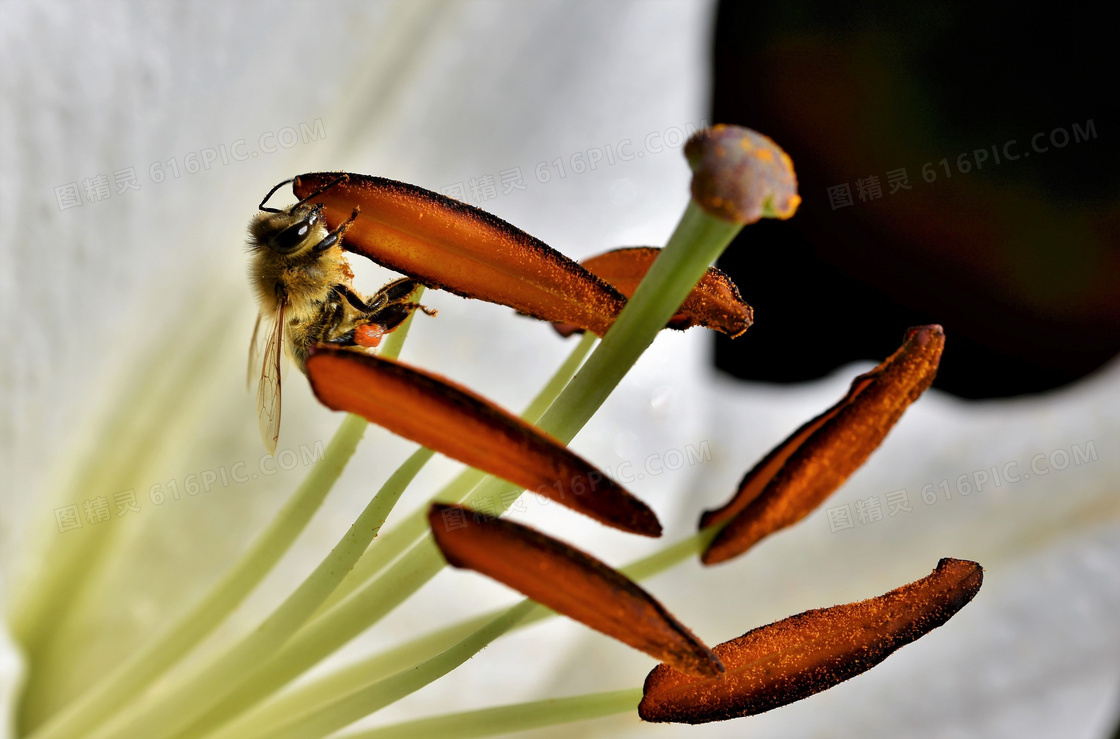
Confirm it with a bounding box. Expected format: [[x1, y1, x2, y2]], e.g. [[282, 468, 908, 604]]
[[711, 1, 1119, 399]]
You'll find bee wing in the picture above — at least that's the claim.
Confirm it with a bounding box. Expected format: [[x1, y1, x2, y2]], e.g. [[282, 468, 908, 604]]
[[257, 301, 284, 456], [247, 311, 263, 389]]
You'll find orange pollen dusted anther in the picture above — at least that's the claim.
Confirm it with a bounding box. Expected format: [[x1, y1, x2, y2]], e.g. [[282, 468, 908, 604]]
[[639, 558, 984, 724], [305, 347, 662, 537], [552, 247, 753, 339], [700, 324, 945, 565], [429, 503, 723, 678], [292, 173, 628, 337]]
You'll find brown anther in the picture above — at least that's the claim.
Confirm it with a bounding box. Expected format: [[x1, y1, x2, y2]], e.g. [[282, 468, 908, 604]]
[[640, 558, 983, 723], [702, 325, 945, 564]]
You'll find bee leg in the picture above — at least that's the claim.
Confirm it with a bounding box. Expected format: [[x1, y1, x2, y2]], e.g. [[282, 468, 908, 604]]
[[377, 277, 422, 303], [370, 302, 422, 333], [332, 283, 377, 312], [315, 302, 348, 342], [309, 300, 364, 354], [322, 279, 436, 352], [312, 206, 361, 253], [340, 278, 436, 316], [350, 298, 435, 349], [373, 278, 437, 316]]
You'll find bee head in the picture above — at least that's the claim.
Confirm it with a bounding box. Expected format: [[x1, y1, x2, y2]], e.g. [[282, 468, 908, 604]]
[[249, 175, 352, 257], [248, 203, 324, 256]]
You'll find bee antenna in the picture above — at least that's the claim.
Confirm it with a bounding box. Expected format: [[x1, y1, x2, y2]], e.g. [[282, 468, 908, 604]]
[[258, 178, 295, 213], [293, 173, 350, 208], [258, 174, 350, 214]]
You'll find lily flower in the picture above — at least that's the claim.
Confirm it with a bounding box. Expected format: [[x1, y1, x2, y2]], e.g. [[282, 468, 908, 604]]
[[4, 5, 1118, 739], [4, 114, 988, 739]]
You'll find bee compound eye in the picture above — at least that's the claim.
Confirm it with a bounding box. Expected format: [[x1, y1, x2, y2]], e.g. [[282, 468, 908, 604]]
[[273, 219, 312, 254]]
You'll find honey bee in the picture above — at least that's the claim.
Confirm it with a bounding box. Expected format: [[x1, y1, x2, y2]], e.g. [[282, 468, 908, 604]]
[[247, 175, 433, 454]]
